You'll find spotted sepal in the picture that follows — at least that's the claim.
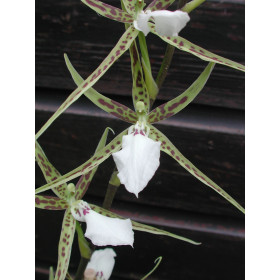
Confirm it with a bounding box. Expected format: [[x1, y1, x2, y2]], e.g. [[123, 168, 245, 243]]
[[149, 125, 245, 214], [75, 127, 113, 200], [129, 42, 150, 111], [121, 0, 135, 15], [150, 24, 245, 72], [64, 54, 137, 124], [148, 62, 215, 123], [146, 0, 175, 12], [35, 141, 67, 199], [36, 26, 138, 140], [81, 0, 133, 23], [35, 129, 127, 195], [54, 209, 76, 280], [35, 195, 68, 210], [88, 203, 200, 245]]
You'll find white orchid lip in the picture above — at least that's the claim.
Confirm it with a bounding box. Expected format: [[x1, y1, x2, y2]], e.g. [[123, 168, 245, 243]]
[[85, 248, 116, 280], [71, 201, 134, 246], [134, 10, 190, 37], [113, 123, 161, 197]]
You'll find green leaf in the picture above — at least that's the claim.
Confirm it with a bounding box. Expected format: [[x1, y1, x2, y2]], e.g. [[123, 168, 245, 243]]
[[81, 0, 133, 23], [35, 141, 67, 199], [150, 24, 245, 72], [54, 209, 76, 280], [35, 129, 127, 195], [141, 257, 162, 280], [75, 127, 114, 200], [35, 195, 68, 210], [88, 203, 200, 245], [64, 54, 137, 124], [149, 125, 245, 214], [146, 0, 176, 12], [36, 26, 138, 140], [148, 62, 215, 123], [129, 41, 150, 111], [121, 0, 135, 15], [141, 57, 159, 106]]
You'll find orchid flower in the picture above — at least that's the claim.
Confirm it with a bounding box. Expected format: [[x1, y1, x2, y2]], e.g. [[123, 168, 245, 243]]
[[84, 248, 116, 280], [35, 135, 199, 280], [36, 55, 244, 214], [35, 0, 244, 140]]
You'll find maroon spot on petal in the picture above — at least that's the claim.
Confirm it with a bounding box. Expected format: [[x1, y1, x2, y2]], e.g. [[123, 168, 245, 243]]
[[82, 82, 88, 88], [168, 96, 188, 111], [98, 98, 114, 110], [179, 41, 184, 47]]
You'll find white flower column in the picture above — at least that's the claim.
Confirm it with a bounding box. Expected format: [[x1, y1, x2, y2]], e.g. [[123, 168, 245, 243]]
[[134, 10, 190, 36], [84, 248, 116, 280], [71, 201, 134, 246], [113, 102, 161, 198]]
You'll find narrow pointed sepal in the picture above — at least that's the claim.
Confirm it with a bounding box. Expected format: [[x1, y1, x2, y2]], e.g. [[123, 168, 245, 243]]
[[81, 0, 133, 23], [36, 26, 138, 139], [150, 24, 245, 72], [71, 201, 134, 246], [149, 125, 245, 214], [35, 141, 67, 199], [148, 62, 215, 123], [35, 129, 127, 195], [35, 195, 68, 210], [113, 132, 161, 197], [85, 248, 116, 280], [54, 209, 76, 280]]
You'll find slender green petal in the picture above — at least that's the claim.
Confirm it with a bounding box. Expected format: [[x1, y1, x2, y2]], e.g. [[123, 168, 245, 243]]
[[129, 42, 150, 111], [141, 57, 159, 106], [35, 195, 68, 210], [121, 0, 135, 15], [35, 129, 127, 195], [138, 32, 151, 73], [150, 24, 245, 72], [54, 209, 76, 280], [64, 54, 137, 123], [75, 127, 113, 200], [88, 204, 200, 245], [81, 0, 133, 23], [36, 26, 138, 140], [149, 125, 245, 214], [148, 62, 215, 123], [35, 141, 67, 199], [146, 0, 176, 11]]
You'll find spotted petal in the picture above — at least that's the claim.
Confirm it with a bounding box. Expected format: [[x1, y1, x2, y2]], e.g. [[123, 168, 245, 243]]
[[35, 195, 68, 210], [36, 26, 138, 139], [35, 129, 127, 195], [64, 54, 137, 124], [129, 42, 150, 111], [75, 127, 113, 200], [149, 125, 245, 214], [35, 141, 67, 199], [88, 203, 200, 245], [148, 62, 215, 123], [54, 209, 76, 280], [146, 0, 176, 12], [150, 24, 245, 72], [121, 0, 135, 15], [81, 0, 133, 23]]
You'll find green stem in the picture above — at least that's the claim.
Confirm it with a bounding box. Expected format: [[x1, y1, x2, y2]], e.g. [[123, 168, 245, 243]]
[[181, 0, 206, 13]]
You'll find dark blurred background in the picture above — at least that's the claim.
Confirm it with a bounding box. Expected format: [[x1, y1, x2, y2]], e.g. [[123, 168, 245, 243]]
[[35, 0, 245, 279]]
